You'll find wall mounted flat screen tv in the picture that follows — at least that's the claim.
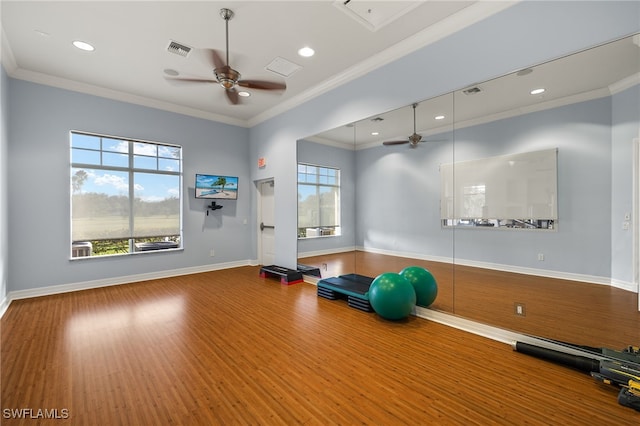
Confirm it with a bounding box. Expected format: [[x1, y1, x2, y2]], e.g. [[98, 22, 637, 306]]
[[195, 174, 238, 200]]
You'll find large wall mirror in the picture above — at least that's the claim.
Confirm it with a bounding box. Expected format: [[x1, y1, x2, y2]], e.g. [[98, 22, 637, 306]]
[[297, 34, 640, 349]]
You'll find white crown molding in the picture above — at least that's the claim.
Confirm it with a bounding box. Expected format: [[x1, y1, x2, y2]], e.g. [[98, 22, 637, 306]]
[[610, 72, 640, 95], [247, 1, 518, 127], [451, 87, 613, 135], [1, 26, 18, 74], [305, 135, 355, 150], [2, 2, 516, 130], [8, 67, 249, 127]]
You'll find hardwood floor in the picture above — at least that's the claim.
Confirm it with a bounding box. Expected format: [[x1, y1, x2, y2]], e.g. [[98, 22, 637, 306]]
[[301, 251, 640, 349], [2, 266, 639, 424]]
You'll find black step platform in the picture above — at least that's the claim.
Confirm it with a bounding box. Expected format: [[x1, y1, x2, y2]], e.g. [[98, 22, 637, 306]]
[[297, 264, 322, 278], [317, 274, 374, 312], [260, 265, 303, 285]]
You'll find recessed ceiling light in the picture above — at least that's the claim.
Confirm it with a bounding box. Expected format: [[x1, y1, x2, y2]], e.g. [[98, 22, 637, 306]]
[[434, 115, 445, 120], [73, 40, 95, 51], [298, 46, 315, 57], [238, 91, 251, 97], [371, 132, 379, 136], [530, 88, 545, 95], [163, 69, 179, 77]]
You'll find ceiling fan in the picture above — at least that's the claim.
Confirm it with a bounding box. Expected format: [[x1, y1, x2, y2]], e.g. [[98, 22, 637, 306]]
[[382, 103, 427, 148], [167, 8, 286, 105]]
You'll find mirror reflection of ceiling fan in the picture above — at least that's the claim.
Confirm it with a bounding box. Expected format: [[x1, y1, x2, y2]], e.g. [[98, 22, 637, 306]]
[[166, 8, 286, 105], [382, 103, 445, 148]]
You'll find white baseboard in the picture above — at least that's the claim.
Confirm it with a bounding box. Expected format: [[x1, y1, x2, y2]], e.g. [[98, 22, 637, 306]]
[[333, 245, 627, 289], [5, 260, 252, 304], [611, 278, 638, 293], [0, 295, 10, 319], [414, 307, 616, 359], [2, 262, 629, 355], [415, 306, 530, 345], [297, 246, 357, 259], [305, 276, 602, 353], [357, 245, 453, 265]]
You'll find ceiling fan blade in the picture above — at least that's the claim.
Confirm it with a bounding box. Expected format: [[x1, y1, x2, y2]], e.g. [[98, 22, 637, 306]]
[[237, 80, 286, 91], [225, 88, 240, 105], [420, 138, 449, 143], [165, 76, 218, 84], [383, 140, 409, 146], [204, 48, 226, 69]]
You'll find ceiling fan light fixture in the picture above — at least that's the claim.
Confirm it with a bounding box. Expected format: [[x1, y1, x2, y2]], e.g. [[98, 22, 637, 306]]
[[167, 7, 286, 105], [215, 67, 241, 90]]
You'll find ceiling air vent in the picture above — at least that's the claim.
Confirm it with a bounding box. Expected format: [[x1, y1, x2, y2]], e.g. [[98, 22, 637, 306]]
[[167, 41, 192, 58], [265, 57, 301, 78], [463, 86, 482, 95]]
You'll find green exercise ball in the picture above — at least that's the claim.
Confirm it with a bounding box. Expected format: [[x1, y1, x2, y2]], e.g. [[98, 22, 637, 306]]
[[400, 266, 438, 307], [369, 272, 416, 320]]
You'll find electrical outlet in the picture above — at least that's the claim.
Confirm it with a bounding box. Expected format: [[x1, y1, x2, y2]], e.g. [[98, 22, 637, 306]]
[[537, 253, 544, 261], [209, 249, 215, 257], [515, 303, 526, 316]]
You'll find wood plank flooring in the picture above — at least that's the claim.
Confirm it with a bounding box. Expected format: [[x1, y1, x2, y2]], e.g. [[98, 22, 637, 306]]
[[2, 266, 639, 424], [301, 251, 640, 349]]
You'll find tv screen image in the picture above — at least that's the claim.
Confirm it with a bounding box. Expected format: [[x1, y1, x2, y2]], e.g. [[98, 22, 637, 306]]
[[195, 174, 238, 200]]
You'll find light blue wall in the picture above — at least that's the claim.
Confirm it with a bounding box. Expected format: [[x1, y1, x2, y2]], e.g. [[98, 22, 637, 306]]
[[3, 1, 639, 294], [355, 128, 454, 261], [611, 84, 640, 284], [7, 79, 251, 291], [1, 66, 8, 303], [356, 96, 616, 278], [250, 1, 640, 270], [297, 140, 356, 255]]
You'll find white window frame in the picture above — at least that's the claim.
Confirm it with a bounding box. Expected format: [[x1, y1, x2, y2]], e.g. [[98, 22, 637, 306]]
[[70, 131, 183, 258], [297, 163, 341, 239]]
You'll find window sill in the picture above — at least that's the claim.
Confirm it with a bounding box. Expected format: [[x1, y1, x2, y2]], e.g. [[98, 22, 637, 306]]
[[298, 234, 341, 240], [70, 247, 184, 260]]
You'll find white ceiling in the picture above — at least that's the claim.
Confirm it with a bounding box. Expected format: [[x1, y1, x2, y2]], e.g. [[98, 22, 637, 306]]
[[1, 0, 514, 127]]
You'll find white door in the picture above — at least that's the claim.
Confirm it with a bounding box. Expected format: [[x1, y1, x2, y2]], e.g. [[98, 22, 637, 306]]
[[259, 180, 275, 266]]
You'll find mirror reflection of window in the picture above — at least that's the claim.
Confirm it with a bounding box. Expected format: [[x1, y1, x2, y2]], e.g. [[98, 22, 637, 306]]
[[297, 163, 341, 239]]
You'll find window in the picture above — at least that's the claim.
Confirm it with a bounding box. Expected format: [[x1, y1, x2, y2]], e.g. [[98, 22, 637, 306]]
[[297, 163, 341, 238], [70, 132, 182, 257]]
